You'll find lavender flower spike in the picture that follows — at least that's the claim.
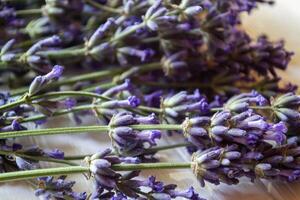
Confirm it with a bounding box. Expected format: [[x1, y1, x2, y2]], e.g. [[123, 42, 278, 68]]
[[35, 176, 87, 200], [108, 111, 161, 156], [28, 65, 64, 96]]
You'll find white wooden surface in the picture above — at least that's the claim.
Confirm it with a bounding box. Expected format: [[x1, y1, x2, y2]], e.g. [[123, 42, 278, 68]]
[[1, 0, 300, 199]]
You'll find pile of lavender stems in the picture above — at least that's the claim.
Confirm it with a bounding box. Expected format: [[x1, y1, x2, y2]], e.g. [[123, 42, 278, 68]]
[[0, 0, 299, 199]]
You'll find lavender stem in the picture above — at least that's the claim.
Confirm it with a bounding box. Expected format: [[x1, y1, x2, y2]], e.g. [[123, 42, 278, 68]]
[[0, 162, 191, 182], [0, 124, 182, 139], [64, 142, 190, 160], [15, 8, 42, 16], [0, 150, 77, 166]]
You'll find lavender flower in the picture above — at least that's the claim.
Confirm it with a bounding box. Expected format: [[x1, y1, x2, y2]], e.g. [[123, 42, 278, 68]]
[[162, 90, 209, 121], [87, 18, 116, 48], [100, 96, 141, 108], [23, 36, 61, 70], [183, 109, 286, 149], [102, 79, 132, 97], [28, 65, 64, 96], [161, 51, 188, 76], [190, 137, 300, 187], [224, 90, 267, 112], [89, 149, 205, 199], [108, 112, 161, 156], [272, 93, 300, 122], [35, 176, 86, 200]]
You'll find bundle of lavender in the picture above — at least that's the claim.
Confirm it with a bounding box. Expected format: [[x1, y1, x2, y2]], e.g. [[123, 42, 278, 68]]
[[0, 0, 298, 199]]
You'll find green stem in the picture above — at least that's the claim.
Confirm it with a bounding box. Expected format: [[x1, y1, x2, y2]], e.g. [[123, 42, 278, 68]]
[[145, 142, 189, 153], [7, 104, 161, 125], [0, 97, 27, 113], [210, 106, 273, 112], [64, 142, 189, 160], [110, 22, 146, 42], [0, 124, 182, 139], [113, 162, 191, 171], [0, 162, 191, 182], [0, 166, 88, 182], [249, 106, 272, 110], [0, 91, 110, 113], [85, 0, 121, 13], [0, 150, 77, 166], [37, 48, 86, 60], [31, 91, 110, 101], [138, 106, 162, 113], [11, 62, 160, 96], [15, 8, 42, 16]]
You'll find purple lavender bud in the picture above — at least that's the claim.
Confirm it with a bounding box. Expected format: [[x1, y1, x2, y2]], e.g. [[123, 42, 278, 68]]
[[173, 187, 205, 200], [194, 148, 222, 164], [90, 159, 111, 174], [123, 0, 134, 14], [26, 35, 61, 55], [136, 130, 161, 145], [1, 119, 26, 132], [224, 151, 241, 160], [109, 112, 136, 126], [263, 130, 286, 146], [211, 111, 231, 126], [189, 116, 211, 126], [101, 96, 140, 108], [28, 65, 64, 96], [44, 65, 64, 80], [28, 76, 44, 96], [271, 121, 288, 134], [1, 39, 15, 55], [35, 176, 86, 200], [231, 109, 253, 122], [244, 152, 264, 161], [102, 79, 132, 97], [119, 157, 140, 164], [273, 93, 300, 107], [252, 93, 268, 106], [90, 42, 113, 61], [279, 170, 300, 182], [112, 126, 134, 139], [64, 98, 77, 109], [1, 53, 16, 62], [144, 0, 163, 19], [88, 18, 115, 47], [237, 115, 268, 130], [189, 127, 207, 137], [211, 125, 228, 136], [255, 163, 272, 176], [164, 91, 188, 107], [227, 128, 246, 137], [118, 47, 155, 62], [173, 100, 208, 114], [201, 160, 221, 169], [11, 119, 25, 131], [176, 23, 192, 31], [134, 113, 158, 124], [12, 143, 23, 151], [15, 157, 38, 170], [0, 7, 16, 20], [184, 6, 203, 16], [161, 51, 187, 76], [44, 148, 64, 159], [276, 108, 300, 121], [127, 96, 141, 107], [95, 175, 118, 189], [144, 90, 162, 107]]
